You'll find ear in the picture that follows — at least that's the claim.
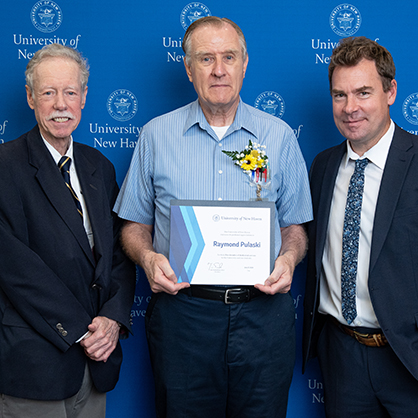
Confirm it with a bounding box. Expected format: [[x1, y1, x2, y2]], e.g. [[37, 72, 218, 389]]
[[183, 57, 193, 83], [242, 54, 249, 79], [81, 86, 88, 109], [26, 85, 35, 110], [387, 79, 397, 106]]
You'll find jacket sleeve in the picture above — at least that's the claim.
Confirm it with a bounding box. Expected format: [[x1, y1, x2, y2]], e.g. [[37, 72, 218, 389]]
[[0, 154, 94, 352]]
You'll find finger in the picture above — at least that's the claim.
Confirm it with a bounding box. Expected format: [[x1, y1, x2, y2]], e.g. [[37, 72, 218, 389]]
[[153, 279, 190, 295], [88, 346, 113, 362], [158, 260, 177, 283], [83, 336, 115, 359], [255, 277, 291, 295], [254, 283, 276, 295], [85, 342, 112, 361]]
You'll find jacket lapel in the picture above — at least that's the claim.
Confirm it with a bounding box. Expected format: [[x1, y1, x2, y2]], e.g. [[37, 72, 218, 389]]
[[74, 145, 106, 277], [370, 126, 413, 273], [314, 143, 346, 276], [27, 128, 95, 266]]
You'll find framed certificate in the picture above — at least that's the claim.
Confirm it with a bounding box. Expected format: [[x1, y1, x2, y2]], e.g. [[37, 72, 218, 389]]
[[169, 200, 275, 285]]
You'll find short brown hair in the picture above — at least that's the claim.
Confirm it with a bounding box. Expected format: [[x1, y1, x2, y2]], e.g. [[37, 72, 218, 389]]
[[182, 16, 247, 66], [329, 36, 395, 92]]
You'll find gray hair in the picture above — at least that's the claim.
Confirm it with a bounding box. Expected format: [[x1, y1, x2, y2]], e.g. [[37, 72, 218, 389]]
[[182, 16, 247, 66], [25, 44, 89, 92]]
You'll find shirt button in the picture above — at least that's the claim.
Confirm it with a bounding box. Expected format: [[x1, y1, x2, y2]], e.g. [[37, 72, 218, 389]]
[[218, 143, 222, 147], [218, 197, 223, 201], [218, 170, 223, 174]]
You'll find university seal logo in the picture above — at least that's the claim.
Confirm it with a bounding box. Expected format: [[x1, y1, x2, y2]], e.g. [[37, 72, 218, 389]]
[[329, 4, 361, 37], [254, 91, 285, 119], [107, 90, 138, 122], [402, 92, 418, 125], [180, 2, 211, 30], [31, 1, 63, 33]]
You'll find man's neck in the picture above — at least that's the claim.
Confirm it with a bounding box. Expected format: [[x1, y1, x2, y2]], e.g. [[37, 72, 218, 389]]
[[43, 136, 71, 156], [200, 99, 239, 127]]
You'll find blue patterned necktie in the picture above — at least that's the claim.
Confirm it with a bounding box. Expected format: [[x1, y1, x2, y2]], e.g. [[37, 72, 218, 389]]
[[58, 156, 83, 219], [341, 158, 369, 324]]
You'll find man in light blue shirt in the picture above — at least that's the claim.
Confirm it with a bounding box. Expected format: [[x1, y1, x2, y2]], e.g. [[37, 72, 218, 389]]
[[115, 16, 312, 418]]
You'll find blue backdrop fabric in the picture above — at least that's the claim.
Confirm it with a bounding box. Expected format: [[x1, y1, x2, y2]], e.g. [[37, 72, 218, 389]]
[[1, 1, 417, 416]]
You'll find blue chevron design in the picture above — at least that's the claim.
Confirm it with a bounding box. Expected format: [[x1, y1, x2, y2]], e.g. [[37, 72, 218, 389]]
[[169, 205, 206, 283], [169, 205, 191, 281], [179, 206, 205, 283]]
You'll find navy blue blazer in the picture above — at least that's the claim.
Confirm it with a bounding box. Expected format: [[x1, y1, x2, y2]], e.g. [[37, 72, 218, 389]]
[[303, 124, 418, 381], [0, 125, 135, 400]]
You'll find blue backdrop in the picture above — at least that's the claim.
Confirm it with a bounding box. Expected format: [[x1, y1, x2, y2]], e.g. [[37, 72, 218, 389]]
[[1, 1, 417, 416]]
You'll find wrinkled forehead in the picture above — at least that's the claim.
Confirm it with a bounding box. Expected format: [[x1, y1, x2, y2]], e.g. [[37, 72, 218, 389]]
[[191, 23, 242, 54], [32, 57, 82, 87]]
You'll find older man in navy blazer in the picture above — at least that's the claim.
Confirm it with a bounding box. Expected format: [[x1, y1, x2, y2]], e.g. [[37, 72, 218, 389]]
[[303, 37, 418, 417], [0, 44, 135, 417]]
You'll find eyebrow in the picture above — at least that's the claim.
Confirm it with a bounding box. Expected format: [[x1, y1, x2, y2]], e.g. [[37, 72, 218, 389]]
[[331, 85, 374, 95], [194, 48, 240, 58]]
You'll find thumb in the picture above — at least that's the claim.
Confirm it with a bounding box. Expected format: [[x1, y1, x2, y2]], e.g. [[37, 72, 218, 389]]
[[88, 319, 99, 332]]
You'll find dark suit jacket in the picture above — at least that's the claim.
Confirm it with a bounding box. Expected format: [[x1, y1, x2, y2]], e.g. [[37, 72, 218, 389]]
[[303, 124, 418, 381], [0, 125, 135, 400]]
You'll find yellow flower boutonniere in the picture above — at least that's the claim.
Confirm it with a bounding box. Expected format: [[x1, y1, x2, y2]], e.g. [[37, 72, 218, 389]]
[[222, 140, 270, 200]]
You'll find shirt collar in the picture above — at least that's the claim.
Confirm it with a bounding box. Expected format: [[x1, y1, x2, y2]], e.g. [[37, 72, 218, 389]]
[[183, 98, 258, 140], [42, 134, 74, 165], [343, 120, 394, 170]]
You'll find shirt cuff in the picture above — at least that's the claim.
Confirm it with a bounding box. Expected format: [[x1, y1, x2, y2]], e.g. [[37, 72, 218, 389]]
[[76, 330, 91, 343]]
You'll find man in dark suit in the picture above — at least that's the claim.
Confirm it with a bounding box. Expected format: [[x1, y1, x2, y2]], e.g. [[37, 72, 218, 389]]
[[0, 44, 135, 417], [303, 36, 418, 417]]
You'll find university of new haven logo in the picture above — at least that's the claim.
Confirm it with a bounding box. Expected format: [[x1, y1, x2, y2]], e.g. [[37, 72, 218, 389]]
[[107, 90, 138, 122], [329, 4, 361, 37], [31, 1, 63, 33], [402, 93, 418, 125], [180, 2, 211, 30], [254, 91, 285, 119]]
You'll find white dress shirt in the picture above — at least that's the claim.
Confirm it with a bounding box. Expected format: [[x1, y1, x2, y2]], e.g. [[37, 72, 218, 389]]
[[318, 121, 395, 328]]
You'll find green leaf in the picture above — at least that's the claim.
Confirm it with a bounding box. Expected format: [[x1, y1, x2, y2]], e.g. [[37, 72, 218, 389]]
[[222, 150, 239, 160]]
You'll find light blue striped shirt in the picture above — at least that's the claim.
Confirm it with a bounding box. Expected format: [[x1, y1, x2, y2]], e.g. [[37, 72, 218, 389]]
[[114, 99, 313, 258]]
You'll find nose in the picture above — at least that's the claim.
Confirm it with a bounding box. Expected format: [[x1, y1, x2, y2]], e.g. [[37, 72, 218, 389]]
[[344, 95, 358, 115], [212, 57, 226, 78], [54, 91, 67, 110]]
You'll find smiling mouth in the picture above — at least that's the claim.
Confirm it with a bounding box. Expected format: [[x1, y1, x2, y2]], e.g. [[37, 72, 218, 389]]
[[344, 119, 363, 124], [51, 117, 71, 123]]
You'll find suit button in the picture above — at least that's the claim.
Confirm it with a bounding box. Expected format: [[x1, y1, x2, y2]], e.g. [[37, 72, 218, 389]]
[[91, 283, 102, 290], [56, 323, 68, 337]]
